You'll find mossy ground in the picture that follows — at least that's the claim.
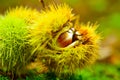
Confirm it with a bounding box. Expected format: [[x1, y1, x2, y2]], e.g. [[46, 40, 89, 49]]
[[0, 62, 120, 80]]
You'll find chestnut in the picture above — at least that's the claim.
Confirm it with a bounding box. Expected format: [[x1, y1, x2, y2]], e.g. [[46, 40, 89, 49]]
[[57, 28, 82, 47]]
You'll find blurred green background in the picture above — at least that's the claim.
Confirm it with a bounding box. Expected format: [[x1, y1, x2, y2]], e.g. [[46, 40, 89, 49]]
[[0, 0, 120, 80]]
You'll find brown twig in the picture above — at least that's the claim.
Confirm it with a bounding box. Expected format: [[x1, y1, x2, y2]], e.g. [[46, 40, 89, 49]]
[[39, 0, 45, 8]]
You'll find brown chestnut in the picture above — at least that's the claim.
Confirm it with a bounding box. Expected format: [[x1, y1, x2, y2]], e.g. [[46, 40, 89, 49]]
[[57, 28, 74, 47], [57, 28, 82, 47]]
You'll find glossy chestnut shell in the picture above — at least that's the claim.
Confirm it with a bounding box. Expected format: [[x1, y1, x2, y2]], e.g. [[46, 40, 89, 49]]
[[57, 28, 81, 47]]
